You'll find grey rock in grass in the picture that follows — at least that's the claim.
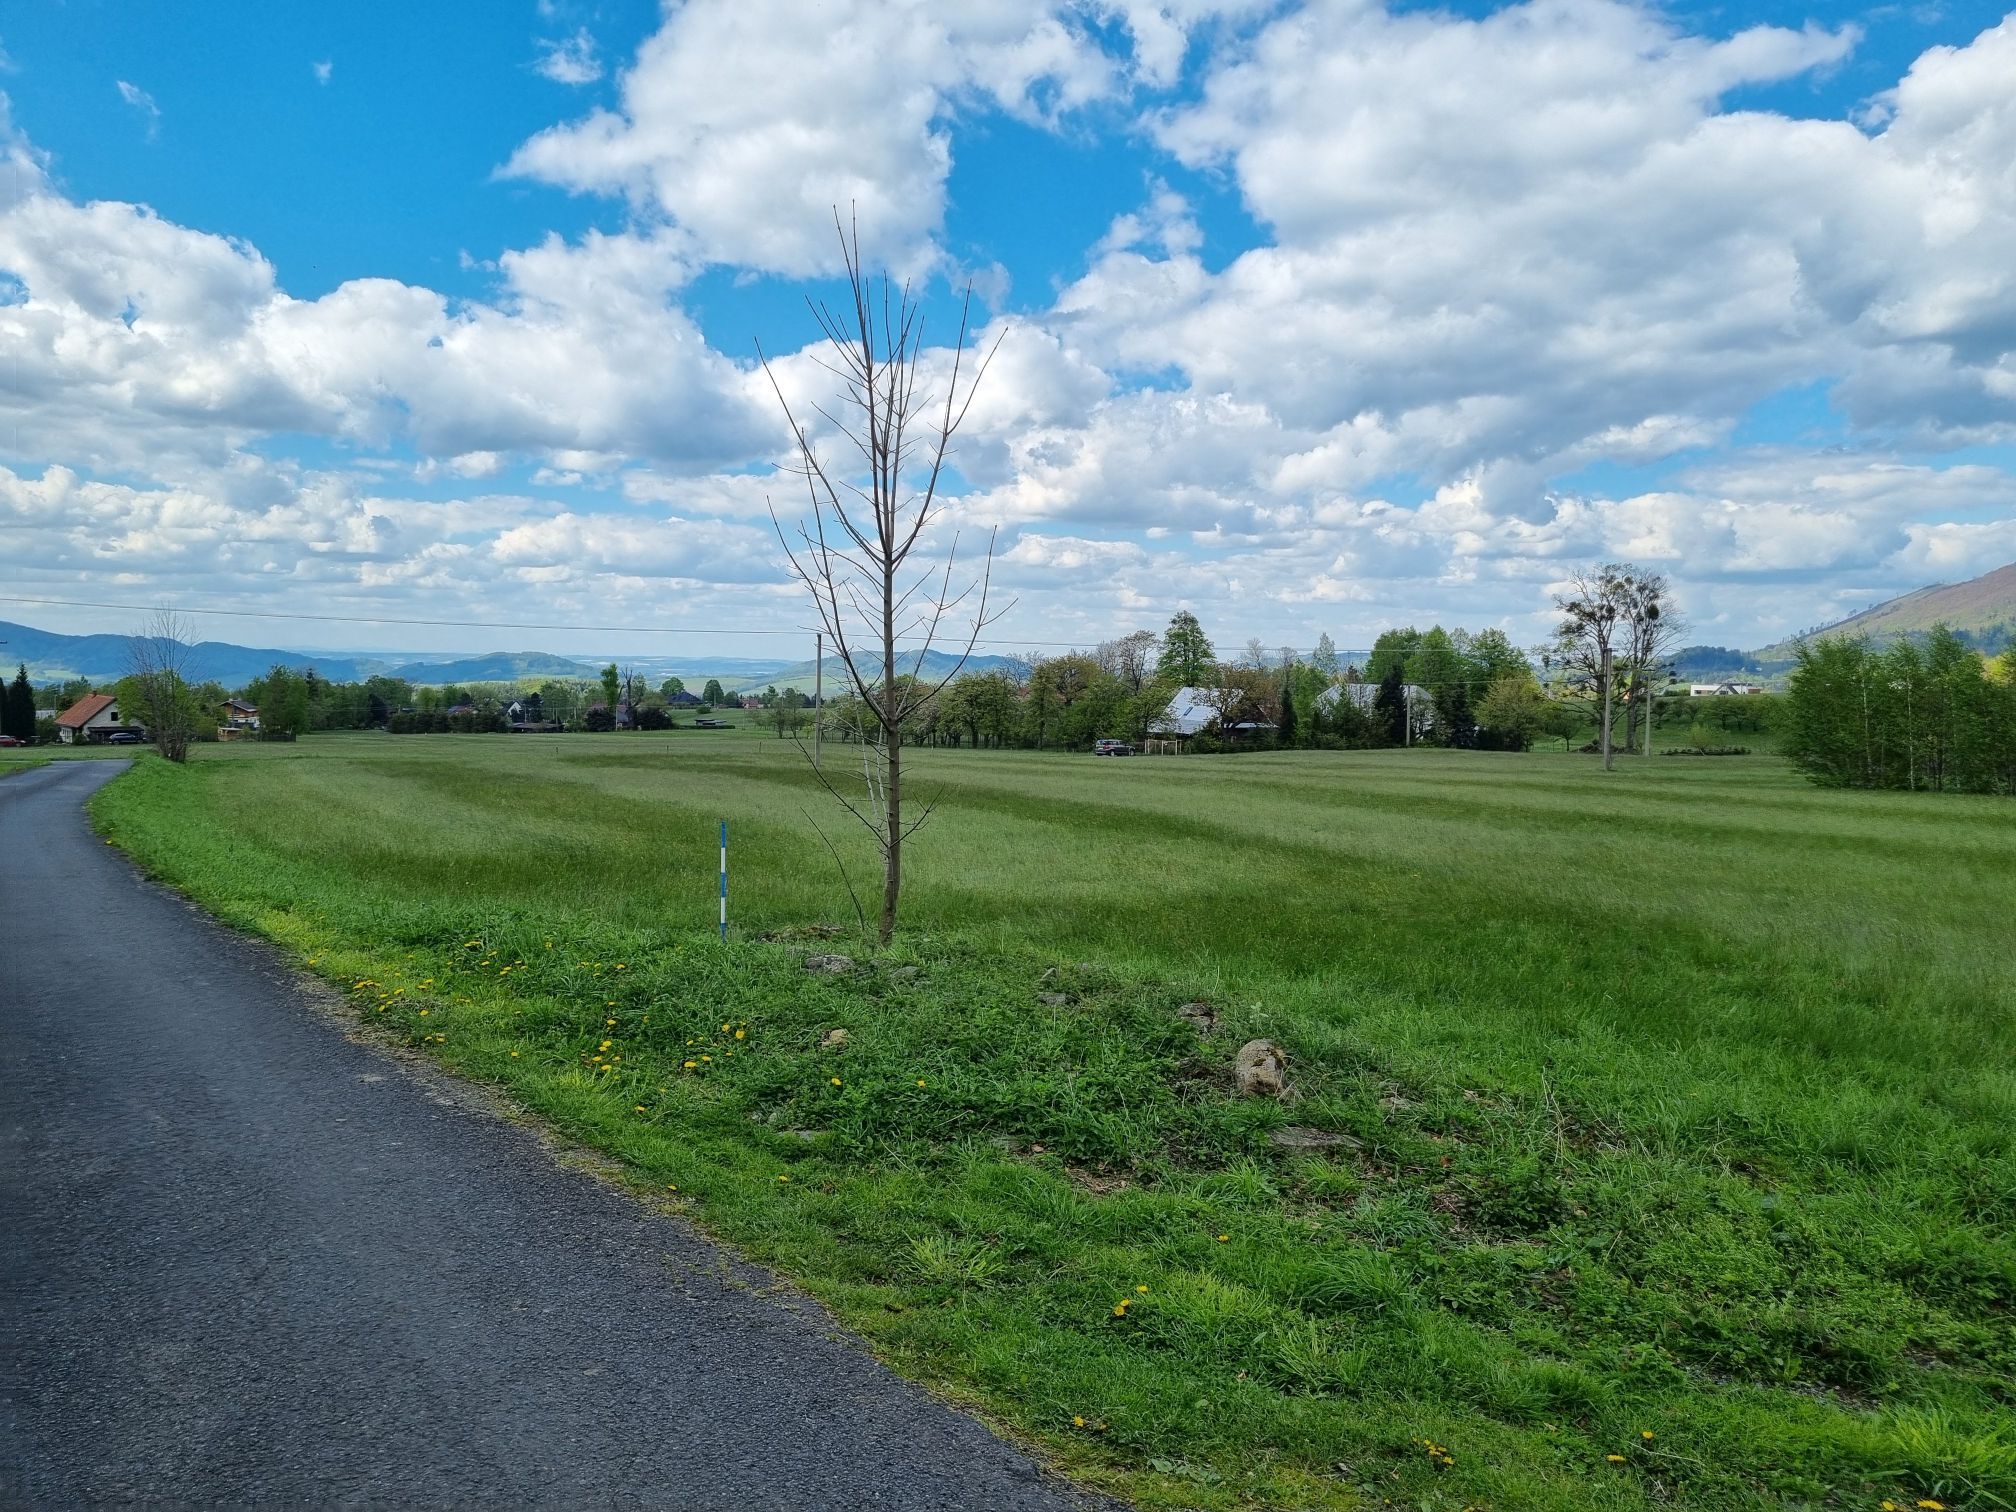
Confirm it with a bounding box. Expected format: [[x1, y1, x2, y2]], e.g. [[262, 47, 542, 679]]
[[1234, 1039, 1289, 1099], [1177, 1001, 1217, 1035], [804, 954, 854, 974], [819, 1028, 850, 1050], [1037, 992, 1070, 1007], [1269, 1126, 1360, 1151]]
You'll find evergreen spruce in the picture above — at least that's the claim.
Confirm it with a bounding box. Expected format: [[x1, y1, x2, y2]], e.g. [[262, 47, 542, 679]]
[[1373, 665, 1408, 745], [5, 664, 33, 742]]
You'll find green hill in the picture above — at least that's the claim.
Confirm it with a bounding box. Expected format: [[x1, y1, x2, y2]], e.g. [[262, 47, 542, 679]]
[[1759, 561, 2016, 660]]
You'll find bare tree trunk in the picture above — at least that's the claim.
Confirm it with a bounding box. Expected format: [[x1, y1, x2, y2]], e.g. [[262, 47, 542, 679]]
[[881, 563, 901, 946], [1599, 643, 1614, 771]]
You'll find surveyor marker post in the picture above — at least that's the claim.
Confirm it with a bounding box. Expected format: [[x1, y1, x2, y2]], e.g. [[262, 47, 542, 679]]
[[718, 820, 728, 940]]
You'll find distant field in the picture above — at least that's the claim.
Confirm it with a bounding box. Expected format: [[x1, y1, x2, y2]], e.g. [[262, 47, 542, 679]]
[[90, 731, 2015, 1510]]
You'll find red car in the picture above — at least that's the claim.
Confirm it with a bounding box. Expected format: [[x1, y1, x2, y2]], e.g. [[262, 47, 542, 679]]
[[0, 734, 27, 747]]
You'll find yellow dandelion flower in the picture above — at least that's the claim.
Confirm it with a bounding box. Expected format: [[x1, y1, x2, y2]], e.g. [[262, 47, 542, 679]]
[[1606, 1455, 1626, 1464], [418, 1008, 429, 1016], [776, 1174, 790, 1182], [916, 1078, 927, 1087], [684, 1060, 697, 1069], [615, 964, 626, 970], [701, 1055, 712, 1062], [634, 1104, 647, 1112], [1216, 1233, 1230, 1242], [830, 1077, 843, 1087], [734, 1029, 746, 1040], [1641, 1430, 1654, 1441], [666, 1184, 678, 1192], [1135, 1285, 1149, 1294], [1918, 1503, 1946, 1511], [510, 1051, 520, 1058], [1111, 1302, 1129, 1317]]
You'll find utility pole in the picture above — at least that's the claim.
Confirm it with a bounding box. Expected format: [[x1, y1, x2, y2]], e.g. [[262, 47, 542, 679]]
[[1403, 683, 1411, 746], [813, 631, 822, 771]]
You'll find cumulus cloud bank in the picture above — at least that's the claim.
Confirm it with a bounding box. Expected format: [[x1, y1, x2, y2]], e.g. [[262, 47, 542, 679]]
[[3, 3, 2014, 651]]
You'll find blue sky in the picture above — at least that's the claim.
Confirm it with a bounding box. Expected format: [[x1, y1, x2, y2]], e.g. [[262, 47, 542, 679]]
[[3, 1, 2014, 659]]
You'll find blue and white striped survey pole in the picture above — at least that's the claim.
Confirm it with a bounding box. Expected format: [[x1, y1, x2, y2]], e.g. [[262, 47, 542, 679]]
[[718, 820, 728, 940]]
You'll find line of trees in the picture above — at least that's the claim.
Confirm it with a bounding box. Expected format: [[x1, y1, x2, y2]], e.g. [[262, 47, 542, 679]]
[[808, 609, 1592, 754], [1783, 628, 2016, 793]]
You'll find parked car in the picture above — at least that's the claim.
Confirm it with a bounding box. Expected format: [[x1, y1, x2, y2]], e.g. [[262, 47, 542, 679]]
[[1093, 739, 1134, 756], [0, 734, 25, 747], [692, 718, 732, 729], [104, 730, 145, 744]]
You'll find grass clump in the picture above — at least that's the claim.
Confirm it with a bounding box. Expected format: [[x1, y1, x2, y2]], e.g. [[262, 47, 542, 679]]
[[88, 735, 2016, 1510]]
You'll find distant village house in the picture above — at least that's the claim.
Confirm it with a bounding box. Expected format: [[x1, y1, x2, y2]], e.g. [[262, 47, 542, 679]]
[[54, 693, 127, 744]]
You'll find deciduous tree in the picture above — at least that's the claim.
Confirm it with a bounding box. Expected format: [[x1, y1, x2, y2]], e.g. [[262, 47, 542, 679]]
[[1157, 611, 1215, 688], [764, 212, 1004, 945]]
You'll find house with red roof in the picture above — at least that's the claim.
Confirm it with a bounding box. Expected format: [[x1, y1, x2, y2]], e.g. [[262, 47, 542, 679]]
[[55, 692, 125, 744]]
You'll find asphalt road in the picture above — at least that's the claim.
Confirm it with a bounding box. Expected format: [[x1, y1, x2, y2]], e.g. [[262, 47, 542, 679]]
[[0, 761, 1104, 1510]]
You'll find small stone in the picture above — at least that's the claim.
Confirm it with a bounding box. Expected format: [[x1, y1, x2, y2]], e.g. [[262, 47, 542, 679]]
[[1177, 1001, 1217, 1035], [819, 1028, 849, 1050], [804, 954, 853, 973], [1269, 1126, 1359, 1150], [1038, 992, 1070, 1007], [784, 1129, 823, 1142], [1233, 1038, 1289, 1099]]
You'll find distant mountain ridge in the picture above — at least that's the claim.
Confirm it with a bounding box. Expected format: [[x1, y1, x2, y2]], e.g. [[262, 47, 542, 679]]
[[0, 620, 1014, 691], [1755, 561, 2016, 660]]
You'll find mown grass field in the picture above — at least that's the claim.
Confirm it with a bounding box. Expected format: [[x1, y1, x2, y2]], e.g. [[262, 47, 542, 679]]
[[84, 731, 2015, 1510]]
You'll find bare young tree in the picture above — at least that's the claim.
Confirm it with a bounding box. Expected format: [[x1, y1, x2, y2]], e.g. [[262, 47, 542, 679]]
[[1617, 572, 1685, 756], [762, 212, 1006, 945], [1093, 629, 1158, 693], [124, 608, 200, 763], [1552, 565, 1632, 771]]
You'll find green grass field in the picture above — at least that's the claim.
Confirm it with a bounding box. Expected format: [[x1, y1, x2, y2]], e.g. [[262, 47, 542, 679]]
[[82, 731, 2015, 1510]]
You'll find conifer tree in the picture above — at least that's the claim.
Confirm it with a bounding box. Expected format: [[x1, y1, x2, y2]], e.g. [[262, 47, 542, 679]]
[[4, 664, 33, 741], [1374, 664, 1408, 745]]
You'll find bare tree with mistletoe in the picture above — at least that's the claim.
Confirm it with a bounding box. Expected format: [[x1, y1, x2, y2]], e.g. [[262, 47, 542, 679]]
[[760, 213, 1006, 945]]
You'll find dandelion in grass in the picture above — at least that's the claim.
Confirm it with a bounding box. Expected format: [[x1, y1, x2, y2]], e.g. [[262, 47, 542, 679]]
[[1606, 1454, 1626, 1464], [510, 1051, 520, 1058], [734, 1029, 745, 1040], [634, 1104, 647, 1113], [776, 1174, 790, 1182], [1216, 1233, 1229, 1242], [1072, 1416, 1085, 1428], [1640, 1431, 1654, 1441], [830, 1078, 843, 1087], [683, 1060, 697, 1069], [916, 1079, 927, 1087], [1135, 1285, 1148, 1294], [1918, 1502, 1946, 1511]]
